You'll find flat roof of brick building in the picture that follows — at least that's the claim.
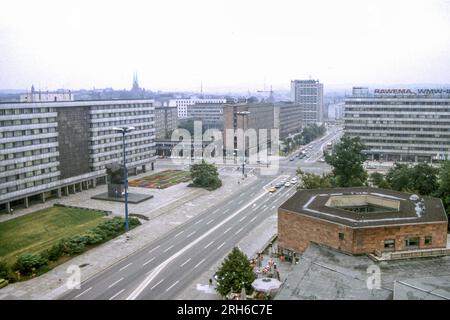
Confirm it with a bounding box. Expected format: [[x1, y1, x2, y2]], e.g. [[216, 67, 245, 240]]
[[279, 187, 448, 228]]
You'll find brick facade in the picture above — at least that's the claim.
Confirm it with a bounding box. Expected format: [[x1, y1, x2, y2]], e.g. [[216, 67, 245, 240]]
[[278, 208, 448, 255]]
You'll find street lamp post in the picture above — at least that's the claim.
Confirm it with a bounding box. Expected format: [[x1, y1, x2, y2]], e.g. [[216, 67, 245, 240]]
[[113, 126, 135, 232]]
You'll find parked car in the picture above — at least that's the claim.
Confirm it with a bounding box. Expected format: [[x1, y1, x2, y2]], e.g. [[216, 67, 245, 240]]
[[268, 186, 277, 193], [275, 182, 283, 188], [284, 182, 291, 187]]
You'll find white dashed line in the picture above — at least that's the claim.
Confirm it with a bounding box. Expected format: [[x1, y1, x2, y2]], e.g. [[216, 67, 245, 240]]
[[108, 277, 124, 288], [148, 245, 160, 254], [213, 209, 219, 214], [166, 280, 180, 292], [239, 216, 247, 222], [206, 219, 214, 225], [74, 287, 92, 299], [217, 242, 226, 250], [119, 263, 132, 271], [187, 231, 197, 238], [174, 231, 184, 238], [150, 279, 165, 290], [204, 241, 215, 249], [238, 199, 244, 205], [224, 227, 232, 234], [194, 258, 206, 269], [109, 289, 125, 300], [271, 206, 276, 209], [250, 216, 257, 222], [235, 227, 244, 235], [143, 257, 155, 266], [194, 219, 204, 225], [163, 245, 174, 253], [180, 258, 192, 267]]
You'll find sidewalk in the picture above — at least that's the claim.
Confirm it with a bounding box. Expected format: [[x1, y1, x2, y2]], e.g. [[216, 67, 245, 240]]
[[175, 213, 279, 300], [0, 173, 256, 300]]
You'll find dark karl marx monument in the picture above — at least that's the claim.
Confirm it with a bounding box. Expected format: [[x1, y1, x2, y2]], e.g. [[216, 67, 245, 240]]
[[91, 162, 154, 204], [106, 163, 126, 198]]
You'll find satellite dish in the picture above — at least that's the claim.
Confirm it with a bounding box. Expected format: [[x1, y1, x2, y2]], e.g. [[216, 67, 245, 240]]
[[409, 194, 419, 201]]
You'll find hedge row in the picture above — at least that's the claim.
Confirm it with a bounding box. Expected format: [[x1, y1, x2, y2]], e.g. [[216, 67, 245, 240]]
[[0, 217, 141, 283]]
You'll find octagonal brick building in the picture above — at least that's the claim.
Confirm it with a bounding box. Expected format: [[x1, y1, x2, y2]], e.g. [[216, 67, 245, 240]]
[[278, 187, 448, 256]]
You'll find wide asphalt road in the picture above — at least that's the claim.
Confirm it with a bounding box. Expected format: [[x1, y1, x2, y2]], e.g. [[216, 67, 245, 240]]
[[60, 127, 341, 300]]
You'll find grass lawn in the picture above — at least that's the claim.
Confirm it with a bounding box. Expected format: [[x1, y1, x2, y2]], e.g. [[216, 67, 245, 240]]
[[129, 170, 191, 189], [0, 206, 106, 265]]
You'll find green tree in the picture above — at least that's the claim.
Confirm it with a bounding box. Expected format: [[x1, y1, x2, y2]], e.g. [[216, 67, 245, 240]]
[[190, 160, 222, 190], [215, 247, 255, 297], [436, 161, 450, 216], [409, 162, 439, 196], [385, 162, 438, 195], [325, 136, 368, 187], [297, 169, 333, 189]]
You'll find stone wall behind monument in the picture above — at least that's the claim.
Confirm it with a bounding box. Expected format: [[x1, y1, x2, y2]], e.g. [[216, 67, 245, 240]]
[[57, 106, 91, 179]]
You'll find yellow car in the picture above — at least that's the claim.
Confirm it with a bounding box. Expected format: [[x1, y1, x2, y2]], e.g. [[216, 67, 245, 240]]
[[268, 187, 277, 193]]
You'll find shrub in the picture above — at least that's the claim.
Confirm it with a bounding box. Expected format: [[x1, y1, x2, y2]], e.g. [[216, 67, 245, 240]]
[[60, 237, 86, 256], [129, 217, 141, 228], [0, 278, 8, 289], [83, 232, 104, 245], [45, 243, 64, 261], [14, 253, 48, 275], [0, 260, 10, 279]]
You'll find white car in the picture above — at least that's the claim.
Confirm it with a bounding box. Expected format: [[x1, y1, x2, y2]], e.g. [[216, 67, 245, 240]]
[[290, 178, 297, 184], [284, 182, 291, 187]]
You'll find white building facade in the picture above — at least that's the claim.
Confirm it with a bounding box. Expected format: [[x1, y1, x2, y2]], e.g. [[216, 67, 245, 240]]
[[344, 87, 450, 162], [170, 98, 226, 118]]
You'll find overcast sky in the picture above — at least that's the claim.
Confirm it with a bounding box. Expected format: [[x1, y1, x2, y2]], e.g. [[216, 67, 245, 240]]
[[1, 0, 449, 92]]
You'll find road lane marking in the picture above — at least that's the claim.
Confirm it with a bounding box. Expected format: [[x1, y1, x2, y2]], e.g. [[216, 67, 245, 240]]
[[222, 209, 230, 215], [108, 277, 124, 288], [194, 258, 206, 269], [212, 209, 219, 214], [127, 187, 269, 300], [224, 227, 232, 234], [109, 289, 125, 300], [206, 219, 214, 225], [148, 245, 160, 254], [263, 207, 268, 211], [235, 227, 244, 235], [239, 215, 247, 222], [271, 206, 276, 209], [174, 231, 184, 238], [194, 219, 204, 225], [238, 199, 244, 205], [250, 216, 257, 222], [204, 240, 215, 249], [150, 278, 165, 290], [143, 257, 155, 266], [119, 263, 132, 271], [217, 242, 226, 250], [74, 287, 92, 299], [166, 280, 180, 292], [180, 258, 192, 267], [187, 230, 197, 238], [163, 245, 174, 253]]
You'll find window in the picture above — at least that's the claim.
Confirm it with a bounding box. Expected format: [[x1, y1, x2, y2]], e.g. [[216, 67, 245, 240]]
[[424, 236, 432, 245], [405, 237, 420, 249], [384, 239, 395, 251], [338, 233, 345, 240]]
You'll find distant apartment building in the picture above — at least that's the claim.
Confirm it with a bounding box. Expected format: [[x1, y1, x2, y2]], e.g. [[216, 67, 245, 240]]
[[170, 98, 226, 118], [274, 101, 303, 139], [0, 99, 156, 213], [290, 79, 324, 124], [154, 105, 178, 140], [20, 86, 74, 102], [186, 103, 225, 130], [344, 87, 450, 162]]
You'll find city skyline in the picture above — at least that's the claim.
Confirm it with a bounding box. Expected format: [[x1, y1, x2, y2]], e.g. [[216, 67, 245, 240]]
[[1, 0, 450, 92]]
